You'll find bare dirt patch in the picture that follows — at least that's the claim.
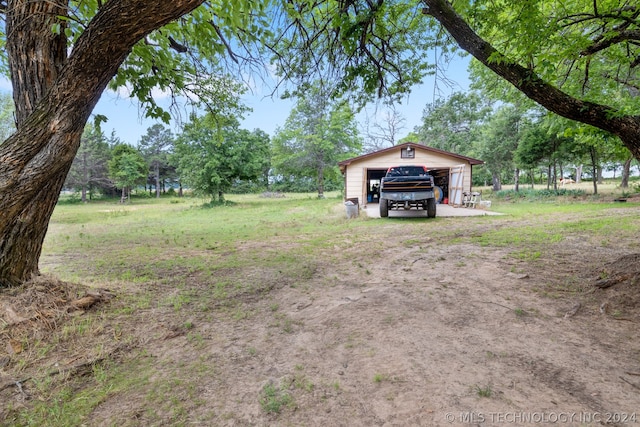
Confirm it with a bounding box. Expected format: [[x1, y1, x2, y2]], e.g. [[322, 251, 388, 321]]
[[2, 207, 640, 426]]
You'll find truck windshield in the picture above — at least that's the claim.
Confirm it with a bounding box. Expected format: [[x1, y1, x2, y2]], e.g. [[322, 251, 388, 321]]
[[387, 166, 426, 177]]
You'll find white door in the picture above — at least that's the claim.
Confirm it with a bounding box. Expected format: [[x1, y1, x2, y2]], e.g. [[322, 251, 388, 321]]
[[449, 165, 466, 206]]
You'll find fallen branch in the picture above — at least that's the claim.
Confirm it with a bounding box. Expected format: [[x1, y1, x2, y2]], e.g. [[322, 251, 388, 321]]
[[620, 376, 640, 390], [481, 301, 515, 311], [0, 343, 125, 393]]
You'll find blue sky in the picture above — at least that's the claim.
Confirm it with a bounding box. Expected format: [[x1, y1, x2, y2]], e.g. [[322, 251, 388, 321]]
[[2, 56, 471, 145], [93, 55, 471, 145]]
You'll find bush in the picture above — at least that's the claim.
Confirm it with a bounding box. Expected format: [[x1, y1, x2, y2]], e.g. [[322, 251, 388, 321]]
[[493, 188, 586, 201]]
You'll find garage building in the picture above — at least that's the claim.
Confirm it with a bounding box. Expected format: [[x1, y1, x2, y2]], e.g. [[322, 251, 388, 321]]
[[338, 142, 484, 207]]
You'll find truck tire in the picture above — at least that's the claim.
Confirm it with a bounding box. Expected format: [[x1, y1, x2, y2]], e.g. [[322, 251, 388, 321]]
[[426, 198, 436, 218], [379, 198, 389, 217]]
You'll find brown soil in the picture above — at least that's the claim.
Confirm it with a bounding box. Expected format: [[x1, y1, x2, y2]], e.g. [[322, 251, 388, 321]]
[[2, 208, 640, 426]]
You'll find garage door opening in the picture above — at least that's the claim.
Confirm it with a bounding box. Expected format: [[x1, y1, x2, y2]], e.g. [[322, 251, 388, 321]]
[[365, 169, 387, 204], [428, 168, 451, 204]]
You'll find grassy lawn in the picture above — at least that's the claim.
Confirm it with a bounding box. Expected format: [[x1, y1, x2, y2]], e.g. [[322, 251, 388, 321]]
[[2, 188, 639, 426]]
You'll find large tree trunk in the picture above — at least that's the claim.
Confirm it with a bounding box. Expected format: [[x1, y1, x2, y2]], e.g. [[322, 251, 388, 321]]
[[0, 0, 205, 288], [422, 0, 640, 161]]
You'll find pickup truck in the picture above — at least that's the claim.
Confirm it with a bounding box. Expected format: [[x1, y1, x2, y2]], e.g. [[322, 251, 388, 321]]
[[379, 165, 436, 218]]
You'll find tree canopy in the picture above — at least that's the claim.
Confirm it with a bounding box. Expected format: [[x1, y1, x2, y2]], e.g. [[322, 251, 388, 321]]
[[108, 144, 148, 202], [139, 124, 175, 198], [272, 86, 362, 197], [415, 91, 491, 155], [64, 124, 113, 201], [173, 114, 270, 202]]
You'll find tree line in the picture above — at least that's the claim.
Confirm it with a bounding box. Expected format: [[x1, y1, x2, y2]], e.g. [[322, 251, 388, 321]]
[[53, 89, 362, 203], [412, 91, 638, 194]]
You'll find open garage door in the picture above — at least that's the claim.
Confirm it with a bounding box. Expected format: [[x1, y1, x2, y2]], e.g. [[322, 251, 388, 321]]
[[365, 168, 386, 204]]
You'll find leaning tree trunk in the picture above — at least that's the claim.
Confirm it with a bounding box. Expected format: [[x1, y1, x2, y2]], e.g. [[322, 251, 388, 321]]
[[0, 0, 205, 288]]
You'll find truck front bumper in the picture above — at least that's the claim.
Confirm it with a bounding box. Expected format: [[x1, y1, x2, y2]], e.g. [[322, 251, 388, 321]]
[[380, 191, 434, 201]]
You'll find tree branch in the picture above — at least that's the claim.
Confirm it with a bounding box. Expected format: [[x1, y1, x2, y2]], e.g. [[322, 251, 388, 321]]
[[208, 20, 239, 64], [581, 30, 640, 56], [168, 36, 188, 53], [420, 0, 640, 159]]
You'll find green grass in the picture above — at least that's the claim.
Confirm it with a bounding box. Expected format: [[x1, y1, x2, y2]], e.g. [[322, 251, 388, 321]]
[[43, 192, 362, 283], [260, 382, 293, 414], [474, 384, 492, 398], [460, 199, 640, 259]]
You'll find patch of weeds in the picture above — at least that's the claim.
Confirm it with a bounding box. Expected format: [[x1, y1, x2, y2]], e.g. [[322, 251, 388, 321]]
[[514, 308, 527, 317], [12, 357, 151, 426], [344, 338, 356, 349], [232, 307, 252, 320], [475, 384, 492, 397], [282, 318, 294, 333], [512, 250, 541, 261], [473, 226, 563, 248], [373, 373, 388, 383], [260, 382, 293, 414], [288, 371, 314, 392], [382, 315, 395, 325], [163, 291, 194, 312], [403, 239, 421, 247], [247, 347, 257, 356], [187, 331, 205, 348], [61, 317, 95, 339], [271, 312, 302, 334], [612, 309, 624, 318]]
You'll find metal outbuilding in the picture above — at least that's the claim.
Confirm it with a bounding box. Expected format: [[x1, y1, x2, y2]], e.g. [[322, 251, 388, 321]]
[[338, 142, 484, 208]]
